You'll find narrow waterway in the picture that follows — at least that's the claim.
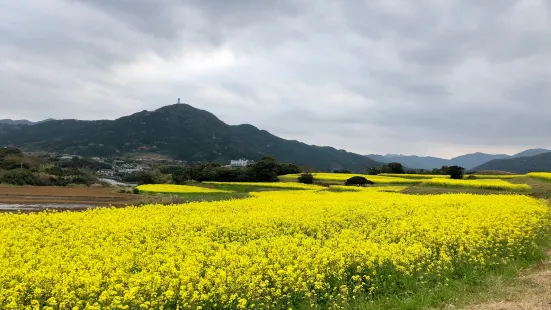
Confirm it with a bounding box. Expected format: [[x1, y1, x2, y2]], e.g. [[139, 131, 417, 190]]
[[0, 203, 99, 212], [99, 178, 137, 187]]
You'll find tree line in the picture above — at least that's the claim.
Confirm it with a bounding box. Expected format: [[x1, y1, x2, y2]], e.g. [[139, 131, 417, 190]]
[[124, 157, 301, 185]]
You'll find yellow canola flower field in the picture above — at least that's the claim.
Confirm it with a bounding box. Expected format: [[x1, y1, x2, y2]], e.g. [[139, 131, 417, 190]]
[[136, 184, 232, 194], [0, 191, 549, 309], [203, 181, 325, 190], [281, 173, 420, 184], [422, 178, 532, 191], [467, 174, 526, 179], [527, 172, 551, 181], [329, 185, 407, 192], [379, 173, 450, 179]]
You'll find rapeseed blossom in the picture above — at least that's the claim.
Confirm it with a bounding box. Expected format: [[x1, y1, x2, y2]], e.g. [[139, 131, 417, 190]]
[[527, 172, 551, 182], [0, 191, 548, 309], [422, 178, 531, 191], [328, 185, 407, 192], [136, 184, 232, 194], [379, 174, 450, 179], [280, 173, 420, 184], [202, 181, 325, 190]]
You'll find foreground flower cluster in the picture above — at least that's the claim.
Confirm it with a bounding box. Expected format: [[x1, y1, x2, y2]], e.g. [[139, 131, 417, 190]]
[[136, 184, 232, 194], [422, 178, 532, 191], [0, 191, 549, 309]]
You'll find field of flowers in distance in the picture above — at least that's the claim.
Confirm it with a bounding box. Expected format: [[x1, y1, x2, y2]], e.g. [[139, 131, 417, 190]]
[[1, 172, 550, 309]]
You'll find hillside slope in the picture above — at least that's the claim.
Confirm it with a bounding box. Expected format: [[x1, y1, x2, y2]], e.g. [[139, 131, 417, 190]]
[[0, 104, 381, 172], [470, 152, 551, 173]]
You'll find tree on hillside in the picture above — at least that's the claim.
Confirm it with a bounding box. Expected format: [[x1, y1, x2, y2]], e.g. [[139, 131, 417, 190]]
[[277, 163, 301, 175], [251, 157, 279, 182], [448, 165, 465, 179], [388, 162, 404, 174], [367, 167, 381, 175]]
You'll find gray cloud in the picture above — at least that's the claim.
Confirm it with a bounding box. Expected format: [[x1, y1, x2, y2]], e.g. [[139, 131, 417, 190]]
[[1, 0, 550, 158]]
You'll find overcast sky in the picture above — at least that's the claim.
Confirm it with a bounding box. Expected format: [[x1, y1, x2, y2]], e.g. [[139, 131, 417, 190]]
[[1, 0, 550, 158]]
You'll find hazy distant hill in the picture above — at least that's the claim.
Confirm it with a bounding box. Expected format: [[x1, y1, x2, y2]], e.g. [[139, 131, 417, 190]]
[[0, 119, 55, 125], [470, 152, 551, 173], [511, 148, 551, 158], [0, 119, 35, 125], [367, 148, 551, 170], [0, 104, 381, 172], [366, 154, 449, 170]]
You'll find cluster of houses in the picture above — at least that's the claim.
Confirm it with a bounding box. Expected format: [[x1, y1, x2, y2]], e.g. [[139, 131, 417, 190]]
[[225, 159, 255, 168], [97, 160, 150, 177], [57, 154, 255, 177]]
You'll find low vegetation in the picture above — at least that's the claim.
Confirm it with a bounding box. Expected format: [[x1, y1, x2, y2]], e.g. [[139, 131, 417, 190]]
[[135, 184, 232, 194], [422, 178, 532, 191], [0, 148, 99, 186], [202, 181, 325, 191]]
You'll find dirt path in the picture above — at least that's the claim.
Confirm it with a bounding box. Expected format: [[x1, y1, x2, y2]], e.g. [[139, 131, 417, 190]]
[[466, 251, 551, 310]]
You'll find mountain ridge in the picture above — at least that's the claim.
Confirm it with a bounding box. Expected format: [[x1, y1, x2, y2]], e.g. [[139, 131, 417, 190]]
[[470, 152, 551, 173], [0, 104, 381, 172], [366, 148, 551, 170]]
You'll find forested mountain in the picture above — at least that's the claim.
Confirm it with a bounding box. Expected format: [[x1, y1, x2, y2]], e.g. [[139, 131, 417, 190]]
[[0, 104, 381, 172], [470, 152, 551, 173]]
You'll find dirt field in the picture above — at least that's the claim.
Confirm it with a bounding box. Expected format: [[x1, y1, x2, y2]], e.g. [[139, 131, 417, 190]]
[[0, 186, 139, 211]]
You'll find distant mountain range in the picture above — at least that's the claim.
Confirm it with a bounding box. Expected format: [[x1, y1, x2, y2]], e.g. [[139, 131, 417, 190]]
[[0, 119, 55, 125], [470, 152, 551, 173], [367, 149, 551, 170], [2, 105, 549, 173], [0, 104, 380, 172]]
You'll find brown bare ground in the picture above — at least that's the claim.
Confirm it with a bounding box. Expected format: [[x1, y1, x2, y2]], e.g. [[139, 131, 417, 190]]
[[0, 186, 139, 206], [466, 250, 551, 310]]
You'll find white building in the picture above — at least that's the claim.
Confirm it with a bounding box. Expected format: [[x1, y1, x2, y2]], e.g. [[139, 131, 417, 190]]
[[230, 159, 254, 167]]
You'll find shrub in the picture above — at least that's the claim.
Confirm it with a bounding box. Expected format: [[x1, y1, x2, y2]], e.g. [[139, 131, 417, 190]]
[[344, 176, 373, 186], [297, 173, 314, 184], [133, 187, 140, 194], [0, 168, 39, 185], [448, 165, 465, 180]]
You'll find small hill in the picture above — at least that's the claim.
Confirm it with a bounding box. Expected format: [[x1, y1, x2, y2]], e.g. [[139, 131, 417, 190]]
[[448, 152, 510, 170], [0, 104, 381, 172], [367, 152, 511, 170], [0, 119, 55, 126], [0, 119, 35, 125], [512, 148, 551, 158], [366, 154, 449, 170], [470, 152, 551, 173]]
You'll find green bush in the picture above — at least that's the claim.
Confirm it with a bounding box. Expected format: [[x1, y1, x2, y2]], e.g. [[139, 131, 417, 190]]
[[344, 176, 373, 186], [1, 168, 39, 185], [297, 173, 314, 184]]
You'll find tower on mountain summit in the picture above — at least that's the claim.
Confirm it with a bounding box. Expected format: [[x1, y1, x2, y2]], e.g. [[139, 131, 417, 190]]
[[177, 98, 180, 104]]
